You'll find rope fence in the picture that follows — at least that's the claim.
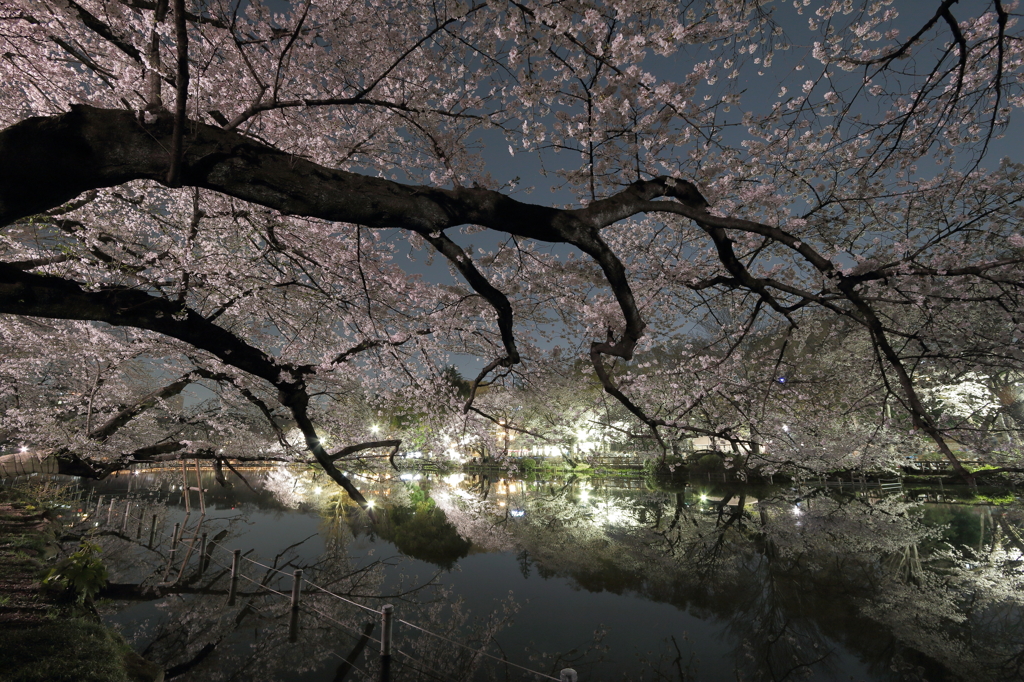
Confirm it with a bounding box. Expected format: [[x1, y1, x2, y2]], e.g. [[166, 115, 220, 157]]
[[393, 648, 455, 682], [328, 649, 376, 681], [397, 618, 561, 681], [78, 474, 580, 682]]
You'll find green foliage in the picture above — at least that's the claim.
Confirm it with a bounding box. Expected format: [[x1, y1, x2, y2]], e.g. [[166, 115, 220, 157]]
[[976, 493, 1016, 505], [0, 478, 76, 513], [43, 542, 108, 605], [918, 506, 982, 551], [691, 454, 726, 473], [381, 487, 471, 569], [521, 457, 538, 473], [441, 365, 472, 399]]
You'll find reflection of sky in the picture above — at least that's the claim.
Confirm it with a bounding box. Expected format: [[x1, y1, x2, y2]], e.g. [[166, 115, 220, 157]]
[[83, 468, 1018, 681]]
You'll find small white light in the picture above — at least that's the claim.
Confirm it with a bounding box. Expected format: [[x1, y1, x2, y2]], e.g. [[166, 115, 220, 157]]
[[20, 446, 28, 452], [314, 486, 322, 494], [366, 499, 375, 508], [370, 425, 380, 434], [782, 425, 789, 432]]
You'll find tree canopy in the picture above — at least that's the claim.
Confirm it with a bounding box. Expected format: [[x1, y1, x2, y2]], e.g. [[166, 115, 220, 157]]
[[2, 0, 1023, 499]]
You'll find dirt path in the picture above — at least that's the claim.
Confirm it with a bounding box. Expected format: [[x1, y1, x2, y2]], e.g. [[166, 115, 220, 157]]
[[0, 501, 60, 626], [0, 496, 164, 682]]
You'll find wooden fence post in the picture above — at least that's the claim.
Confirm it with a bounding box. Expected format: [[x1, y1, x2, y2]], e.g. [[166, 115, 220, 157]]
[[194, 459, 206, 514], [181, 460, 190, 513]]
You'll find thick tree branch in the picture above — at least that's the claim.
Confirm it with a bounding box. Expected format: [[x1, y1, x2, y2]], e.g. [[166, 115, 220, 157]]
[[166, 0, 189, 186], [0, 262, 370, 501], [328, 440, 402, 462]]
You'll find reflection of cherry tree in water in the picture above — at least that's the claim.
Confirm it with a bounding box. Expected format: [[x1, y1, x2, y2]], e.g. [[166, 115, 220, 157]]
[[427, 478, 1024, 681], [77, 480, 520, 681], [73, 503, 384, 680], [862, 510, 1024, 682]]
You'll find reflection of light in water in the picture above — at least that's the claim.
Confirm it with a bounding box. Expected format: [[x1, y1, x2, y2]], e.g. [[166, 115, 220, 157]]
[[593, 501, 632, 526], [443, 473, 465, 486]]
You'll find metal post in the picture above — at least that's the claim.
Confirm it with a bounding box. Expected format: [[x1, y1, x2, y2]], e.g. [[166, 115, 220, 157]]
[[170, 523, 180, 555], [135, 505, 144, 539], [162, 521, 181, 584], [228, 550, 240, 606], [198, 533, 208, 577], [288, 569, 303, 643], [107, 497, 116, 525], [380, 604, 394, 682], [95, 494, 105, 517], [148, 514, 158, 548], [121, 498, 132, 534]]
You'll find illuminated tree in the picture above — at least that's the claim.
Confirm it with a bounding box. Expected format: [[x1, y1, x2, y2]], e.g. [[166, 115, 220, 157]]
[[2, 0, 1024, 497]]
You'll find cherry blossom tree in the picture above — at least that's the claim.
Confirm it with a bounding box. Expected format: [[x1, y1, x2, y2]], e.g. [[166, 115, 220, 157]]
[[2, 0, 1024, 498]]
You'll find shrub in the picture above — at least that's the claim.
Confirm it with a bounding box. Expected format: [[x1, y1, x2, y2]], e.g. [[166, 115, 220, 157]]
[[691, 454, 726, 473], [43, 542, 107, 605]]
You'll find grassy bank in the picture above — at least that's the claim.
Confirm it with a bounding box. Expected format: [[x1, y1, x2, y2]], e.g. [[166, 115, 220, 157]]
[[0, 482, 162, 682]]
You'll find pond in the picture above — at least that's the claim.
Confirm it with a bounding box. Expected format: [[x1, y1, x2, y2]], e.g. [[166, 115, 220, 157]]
[[66, 466, 1023, 682]]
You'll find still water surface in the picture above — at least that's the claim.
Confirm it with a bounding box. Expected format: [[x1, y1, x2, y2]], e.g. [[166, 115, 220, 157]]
[[79, 467, 1022, 682]]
